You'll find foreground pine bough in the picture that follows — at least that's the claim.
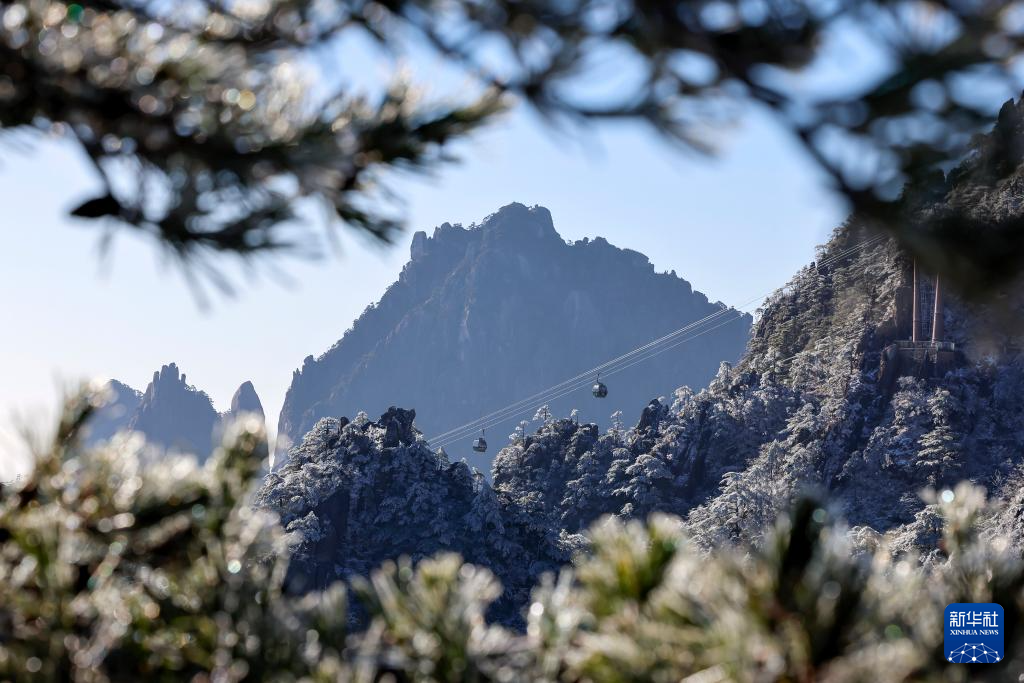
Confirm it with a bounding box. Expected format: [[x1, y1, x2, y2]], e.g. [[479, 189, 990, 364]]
[[4, 388, 1024, 681]]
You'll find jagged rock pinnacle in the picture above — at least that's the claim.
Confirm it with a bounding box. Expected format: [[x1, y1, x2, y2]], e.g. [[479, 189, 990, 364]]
[[230, 381, 265, 419]]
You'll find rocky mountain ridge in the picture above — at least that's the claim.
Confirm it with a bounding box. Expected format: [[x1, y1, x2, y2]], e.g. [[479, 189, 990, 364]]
[[264, 217, 1023, 616], [494, 217, 1024, 546], [86, 363, 265, 461]]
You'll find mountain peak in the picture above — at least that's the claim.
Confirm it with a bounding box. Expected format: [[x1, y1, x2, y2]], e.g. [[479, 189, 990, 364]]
[[130, 363, 219, 457], [230, 381, 265, 419], [151, 362, 185, 388], [85, 366, 266, 461], [278, 204, 751, 471], [480, 202, 557, 241]]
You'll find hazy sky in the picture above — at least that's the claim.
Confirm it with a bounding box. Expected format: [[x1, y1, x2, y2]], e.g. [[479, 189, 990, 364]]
[[2, 24, 916, 477]]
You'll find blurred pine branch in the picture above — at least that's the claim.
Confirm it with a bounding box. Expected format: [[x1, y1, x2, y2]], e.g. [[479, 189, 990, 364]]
[[4, 1, 1024, 294]]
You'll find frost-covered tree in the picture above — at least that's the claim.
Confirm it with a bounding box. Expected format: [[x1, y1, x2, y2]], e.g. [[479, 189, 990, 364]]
[[559, 443, 616, 532], [608, 410, 624, 442], [917, 389, 964, 486], [518, 420, 530, 442], [256, 407, 570, 623]]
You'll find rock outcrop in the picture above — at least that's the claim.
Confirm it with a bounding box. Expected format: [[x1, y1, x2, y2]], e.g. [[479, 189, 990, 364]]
[[127, 363, 221, 457], [255, 409, 575, 625]]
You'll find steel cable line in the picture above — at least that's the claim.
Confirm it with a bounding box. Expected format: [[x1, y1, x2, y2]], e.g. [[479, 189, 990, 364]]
[[428, 234, 886, 448], [431, 285, 792, 449], [427, 233, 887, 448], [432, 308, 756, 450], [595, 312, 751, 382], [433, 311, 755, 449], [423, 231, 883, 446], [430, 234, 887, 449], [593, 234, 890, 384], [425, 298, 761, 443], [432, 304, 762, 448], [427, 299, 761, 445]]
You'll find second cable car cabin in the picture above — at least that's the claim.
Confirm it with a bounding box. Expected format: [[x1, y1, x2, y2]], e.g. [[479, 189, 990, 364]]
[[472, 429, 488, 453]]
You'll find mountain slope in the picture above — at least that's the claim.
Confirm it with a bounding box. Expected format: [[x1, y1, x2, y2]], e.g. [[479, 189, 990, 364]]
[[493, 96, 1024, 541], [258, 220, 1022, 621], [84, 380, 142, 445], [278, 202, 751, 469], [493, 218, 1024, 545]]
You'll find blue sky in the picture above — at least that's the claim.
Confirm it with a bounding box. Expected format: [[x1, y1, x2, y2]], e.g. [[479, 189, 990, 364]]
[[0, 101, 844, 476]]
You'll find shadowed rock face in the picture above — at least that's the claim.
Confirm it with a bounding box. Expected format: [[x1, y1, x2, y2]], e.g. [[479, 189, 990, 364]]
[[86, 365, 264, 461], [127, 363, 220, 457], [278, 202, 752, 470]]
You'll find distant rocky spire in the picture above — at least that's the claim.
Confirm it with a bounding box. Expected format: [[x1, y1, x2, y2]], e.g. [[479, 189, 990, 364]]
[[85, 365, 265, 464], [230, 381, 265, 420], [410, 230, 428, 260], [129, 362, 220, 459]]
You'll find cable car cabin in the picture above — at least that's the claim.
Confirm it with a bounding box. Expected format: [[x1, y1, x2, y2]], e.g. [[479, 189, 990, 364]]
[[592, 380, 608, 398], [472, 430, 488, 453]]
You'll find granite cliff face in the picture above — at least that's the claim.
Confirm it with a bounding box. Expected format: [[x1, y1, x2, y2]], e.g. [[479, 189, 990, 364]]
[[86, 363, 265, 461], [278, 203, 752, 469]]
